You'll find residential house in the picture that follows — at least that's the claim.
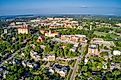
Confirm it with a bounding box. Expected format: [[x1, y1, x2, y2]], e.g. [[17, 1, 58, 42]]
[[40, 29, 46, 34], [70, 43, 79, 52], [40, 45, 46, 49], [30, 51, 41, 61], [43, 54, 55, 61], [0, 66, 8, 79], [110, 62, 121, 70], [88, 44, 99, 56], [115, 23, 121, 27], [22, 60, 39, 69], [37, 36, 45, 42], [48, 68, 54, 74], [102, 62, 108, 69], [52, 63, 70, 77]]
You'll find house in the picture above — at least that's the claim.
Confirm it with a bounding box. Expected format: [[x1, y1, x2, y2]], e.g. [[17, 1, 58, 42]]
[[88, 44, 99, 56], [12, 58, 21, 64], [30, 51, 41, 61], [91, 38, 104, 44], [40, 45, 46, 49], [4, 29, 7, 34], [26, 61, 33, 68], [30, 19, 41, 23], [110, 62, 121, 70], [40, 29, 46, 34], [92, 71, 102, 75], [37, 36, 45, 42], [70, 44, 79, 52], [102, 62, 107, 69], [47, 18, 54, 20], [48, 68, 54, 74], [30, 44, 36, 49], [59, 71, 66, 77], [115, 23, 121, 27], [0, 66, 8, 79], [22, 60, 39, 69], [22, 60, 27, 67], [70, 47, 77, 52], [52, 63, 70, 77], [113, 50, 121, 56], [20, 52, 25, 57], [84, 58, 88, 64], [43, 54, 55, 61]]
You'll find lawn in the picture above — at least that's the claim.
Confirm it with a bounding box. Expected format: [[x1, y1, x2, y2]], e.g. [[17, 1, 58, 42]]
[[94, 31, 107, 37], [94, 31, 120, 39]]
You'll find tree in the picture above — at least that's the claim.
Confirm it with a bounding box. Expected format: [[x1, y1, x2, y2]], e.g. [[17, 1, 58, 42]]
[[81, 66, 88, 72], [44, 45, 51, 54], [112, 69, 121, 79]]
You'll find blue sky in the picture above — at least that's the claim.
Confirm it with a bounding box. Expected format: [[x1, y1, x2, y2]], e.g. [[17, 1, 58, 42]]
[[0, 0, 121, 16]]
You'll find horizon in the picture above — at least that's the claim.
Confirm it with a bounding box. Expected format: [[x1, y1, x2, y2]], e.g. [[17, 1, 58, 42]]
[[0, 0, 121, 16]]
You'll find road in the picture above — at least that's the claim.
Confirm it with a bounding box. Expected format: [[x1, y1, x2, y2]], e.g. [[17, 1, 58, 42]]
[[70, 44, 86, 80], [56, 57, 77, 61]]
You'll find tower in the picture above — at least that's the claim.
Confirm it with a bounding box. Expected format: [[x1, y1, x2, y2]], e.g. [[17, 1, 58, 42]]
[[90, 25, 92, 30]]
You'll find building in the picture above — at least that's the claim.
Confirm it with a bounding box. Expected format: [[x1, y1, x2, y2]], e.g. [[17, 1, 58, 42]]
[[113, 50, 121, 56], [40, 29, 46, 34], [70, 43, 79, 52], [43, 54, 55, 61], [47, 18, 54, 20], [52, 63, 70, 77], [17, 25, 29, 34], [115, 23, 121, 27], [110, 62, 121, 70], [102, 62, 107, 69], [37, 36, 45, 42], [61, 35, 87, 43], [4, 29, 7, 34], [48, 68, 54, 74], [45, 30, 59, 37], [88, 44, 99, 56], [70, 47, 77, 52], [22, 60, 39, 69], [40, 45, 46, 49], [84, 58, 88, 64], [30, 51, 41, 61], [30, 19, 41, 23]]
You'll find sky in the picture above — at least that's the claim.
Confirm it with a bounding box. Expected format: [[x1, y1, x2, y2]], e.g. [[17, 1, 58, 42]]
[[0, 0, 121, 16]]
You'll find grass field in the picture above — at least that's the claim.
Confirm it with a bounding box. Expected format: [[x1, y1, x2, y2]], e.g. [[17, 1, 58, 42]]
[[94, 31, 119, 39], [94, 31, 107, 37]]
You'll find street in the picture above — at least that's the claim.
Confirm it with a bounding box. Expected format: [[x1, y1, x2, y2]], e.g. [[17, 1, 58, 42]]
[[70, 44, 86, 80]]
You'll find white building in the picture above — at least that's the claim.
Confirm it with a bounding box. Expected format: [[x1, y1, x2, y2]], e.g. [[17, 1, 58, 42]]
[[113, 50, 121, 55]]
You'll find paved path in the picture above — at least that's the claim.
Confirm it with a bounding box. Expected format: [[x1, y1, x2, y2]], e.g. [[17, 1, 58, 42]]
[[56, 57, 77, 61], [70, 44, 86, 80]]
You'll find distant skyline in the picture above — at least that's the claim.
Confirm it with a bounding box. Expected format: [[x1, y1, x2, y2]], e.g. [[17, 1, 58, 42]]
[[0, 0, 121, 16]]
